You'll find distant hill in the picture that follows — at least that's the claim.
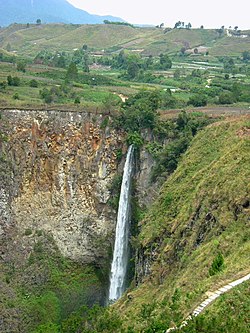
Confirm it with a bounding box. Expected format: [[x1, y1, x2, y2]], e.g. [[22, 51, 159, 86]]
[[0, 23, 249, 58], [0, 0, 123, 26]]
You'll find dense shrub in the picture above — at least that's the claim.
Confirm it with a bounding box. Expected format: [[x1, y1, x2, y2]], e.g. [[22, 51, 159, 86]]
[[209, 253, 225, 276], [218, 92, 235, 104], [188, 94, 207, 107], [7, 75, 21, 86], [30, 79, 38, 87]]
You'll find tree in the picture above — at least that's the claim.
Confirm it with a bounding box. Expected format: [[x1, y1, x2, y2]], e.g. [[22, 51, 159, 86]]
[[40, 88, 53, 103], [194, 48, 199, 54], [7, 75, 20, 86], [127, 62, 140, 79], [144, 55, 153, 69], [223, 57, 235, 73], [6, 43, 11, 52], [66, 62, 78, 80], [180, 47, 186, 55], [174, 21, 182, 29], [116, 50, 126, 68], [242, 51, 250, 62], [30, 79, 38, 88], [118, 91, 160, 132], [17, 61, 26, 72], [186, 22, 192, 29], [36, 19, 41, 25], [158, 53, 172, 70], [218, 92, 235, 104], [174, 69, 181, 79], [83, 53, 90, 72], [200, 25, 204, 29], [0, 81, 7, 91], [188, 94, 207, 107]]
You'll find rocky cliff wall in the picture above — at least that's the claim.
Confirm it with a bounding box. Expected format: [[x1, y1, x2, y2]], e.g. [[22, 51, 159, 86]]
[[0, 109, 125, 267]]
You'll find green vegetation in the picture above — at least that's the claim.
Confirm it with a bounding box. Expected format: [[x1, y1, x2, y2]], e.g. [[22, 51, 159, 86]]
[[0, 25, 249, 111], [74, 117, 249, 333], [103, 20, 134, 28], [179, 280, 250, 333], [209, 252, 225, 276], [0, 232, 105, 333], [0, 22, 249, 333], [0, 24, 249, 57]]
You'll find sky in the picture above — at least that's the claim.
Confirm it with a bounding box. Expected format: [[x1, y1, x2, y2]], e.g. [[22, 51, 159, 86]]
[[68, 0, 249, 29]]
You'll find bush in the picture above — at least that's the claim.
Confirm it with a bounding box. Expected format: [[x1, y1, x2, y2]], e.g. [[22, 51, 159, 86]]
[[0, 81, 7, 90], [74, 97, 80, 104], [24, 228, 32, 236], [115, 149, 123, 162], [151, 135, 191, 181], [218, 92, 235, 104], [16, 61, 26, 72], [30, 79, 38, 88], [40, 88, 53, 103], [126, 132, 144, 148], [209, 253, 225, 276], [13, 92, 19, 100], [7, 75, 21, 86], [108, 174, 123, 210], [116, 91, 160, 132], [188, 94, 207, 107]]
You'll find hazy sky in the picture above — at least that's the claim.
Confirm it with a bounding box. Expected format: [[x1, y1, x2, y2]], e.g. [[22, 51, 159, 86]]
[[68, 0, 249, 29]]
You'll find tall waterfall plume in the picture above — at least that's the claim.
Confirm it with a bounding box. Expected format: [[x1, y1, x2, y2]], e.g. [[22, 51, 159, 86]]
[[108, 145, 134, 302]]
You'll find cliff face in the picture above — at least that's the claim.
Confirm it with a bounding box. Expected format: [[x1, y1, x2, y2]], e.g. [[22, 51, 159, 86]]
[[0, 109, 124, 266]]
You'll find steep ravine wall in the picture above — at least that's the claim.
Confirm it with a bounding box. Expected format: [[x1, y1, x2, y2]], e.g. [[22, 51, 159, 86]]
[[0, 109, 125, 267]]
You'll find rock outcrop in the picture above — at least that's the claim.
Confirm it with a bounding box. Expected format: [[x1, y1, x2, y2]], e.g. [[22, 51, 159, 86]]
[[0, 109, 124, 266]]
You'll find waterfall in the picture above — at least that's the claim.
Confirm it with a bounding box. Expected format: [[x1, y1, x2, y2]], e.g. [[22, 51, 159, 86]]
[[108, 145, 134, 302]]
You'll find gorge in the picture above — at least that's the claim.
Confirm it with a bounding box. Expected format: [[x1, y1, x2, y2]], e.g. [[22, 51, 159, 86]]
[[0, 108, 249, 333]]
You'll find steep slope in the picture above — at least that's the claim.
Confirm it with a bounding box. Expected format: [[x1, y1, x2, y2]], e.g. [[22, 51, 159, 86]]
[[0, 0, 123, 27], [110, 116, 250, 332]]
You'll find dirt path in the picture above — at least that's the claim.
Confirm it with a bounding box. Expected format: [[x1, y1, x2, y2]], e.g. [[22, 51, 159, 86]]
[[166, 272, 250, 332]]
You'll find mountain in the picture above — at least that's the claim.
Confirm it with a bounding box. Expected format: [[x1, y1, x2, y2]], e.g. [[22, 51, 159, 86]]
[[0, 0, 123, 26]]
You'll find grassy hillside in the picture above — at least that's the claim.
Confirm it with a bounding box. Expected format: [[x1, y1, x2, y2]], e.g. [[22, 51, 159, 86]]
[[0, 24, 249, 57], [179, 279, 250, 332], [121, 116, 250, 330]]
